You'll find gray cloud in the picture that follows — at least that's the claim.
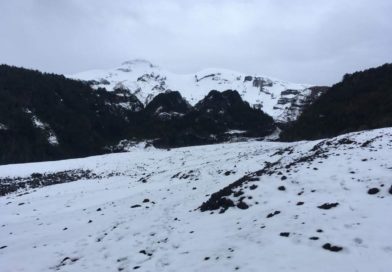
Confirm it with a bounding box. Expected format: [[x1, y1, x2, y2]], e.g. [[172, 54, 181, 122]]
[[0, 0, 391, 85]]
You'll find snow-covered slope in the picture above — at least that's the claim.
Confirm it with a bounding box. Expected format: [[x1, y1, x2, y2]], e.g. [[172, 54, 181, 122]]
[[1, 128, 391, 271], [69, 60, 322, 122]]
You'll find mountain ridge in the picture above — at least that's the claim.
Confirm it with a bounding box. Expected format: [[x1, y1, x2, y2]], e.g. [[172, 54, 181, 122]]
[[69, 59, 326, 123], [0, 65, 275, 164]]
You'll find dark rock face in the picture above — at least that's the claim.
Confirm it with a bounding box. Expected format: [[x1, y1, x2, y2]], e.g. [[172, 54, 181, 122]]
[[317, 203, 339, 210], [281, 63, 392, 141], [144, 91, 191, 117], [199, 196, 235, 213], [195, 90, 245, 112], [367, 188, 380, 195], [193, 90, 276, 135], [244, 76, 253, 82], [252, 77, 273, 91], [267, 211, 281, 218], [110, 88, 144, 112], [281, 89, 300, 96], [236, 201, 249, 210], [322, 243, 343, 252], [153, 90, 276, 148], [277, 97, 295, 106]]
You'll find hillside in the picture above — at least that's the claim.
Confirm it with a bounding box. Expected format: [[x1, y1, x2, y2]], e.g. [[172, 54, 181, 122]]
[[1, 128, 391, 271], [0, 65, 141, 164], [69, 59, 325, 123], [281, 63, 392, 141], [0, 65, 275, 165]]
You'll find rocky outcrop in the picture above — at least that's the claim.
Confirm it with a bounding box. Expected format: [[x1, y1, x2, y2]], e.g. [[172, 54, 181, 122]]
[[144, 91, 191, 119]]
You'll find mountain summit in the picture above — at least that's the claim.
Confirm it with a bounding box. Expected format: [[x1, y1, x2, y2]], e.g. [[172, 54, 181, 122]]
[[69, 60, 326, 123]]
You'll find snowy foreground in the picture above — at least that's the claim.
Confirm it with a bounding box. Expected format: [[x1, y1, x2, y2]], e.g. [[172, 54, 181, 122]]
[[1, 128, 392, 272]]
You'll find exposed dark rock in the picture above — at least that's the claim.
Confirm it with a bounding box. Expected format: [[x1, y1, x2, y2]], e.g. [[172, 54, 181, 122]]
[[267, 211, 281, 218], [200, 196, 235, 213], [54, 256, 79, 269], [322, 243, 343, 252], [337, 138, 356, 145], [153, 90, 276, 149], [367, 188, 380, 195], [281, 89, 300, 96], [280, 232, 290, 237], [0, 169, 101, 196], [277, 97, 294, 105], [244, 76, 253, 82], [224, 171, 235, 176], [31, 173, 43, 179], [237, 201, 249, 210], [144, 91, 191, 118], [233, 191, 244, 197], [318, 203, 339, 210], [199, 161, 281, 213], [195, 74, 216, 82], [252, 77, 273, 91]]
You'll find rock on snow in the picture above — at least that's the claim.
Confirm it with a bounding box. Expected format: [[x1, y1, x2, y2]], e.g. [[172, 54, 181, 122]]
[[1, 128, 392, 271]]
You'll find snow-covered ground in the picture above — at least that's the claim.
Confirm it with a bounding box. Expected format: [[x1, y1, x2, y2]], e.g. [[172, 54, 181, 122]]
[[1, 128, 392, 272], [69, 59, 316, 122]]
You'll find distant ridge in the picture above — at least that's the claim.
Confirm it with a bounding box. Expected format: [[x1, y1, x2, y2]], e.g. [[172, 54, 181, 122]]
[[69, 59, 325, 123]]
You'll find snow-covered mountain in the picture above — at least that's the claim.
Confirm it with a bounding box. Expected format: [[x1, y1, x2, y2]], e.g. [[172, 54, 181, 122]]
[[69, 59, 325, 122], [1, 128, 391, 271]]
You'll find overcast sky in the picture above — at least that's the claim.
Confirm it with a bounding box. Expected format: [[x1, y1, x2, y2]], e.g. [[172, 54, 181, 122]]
[[0, 0, 391, 85]]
